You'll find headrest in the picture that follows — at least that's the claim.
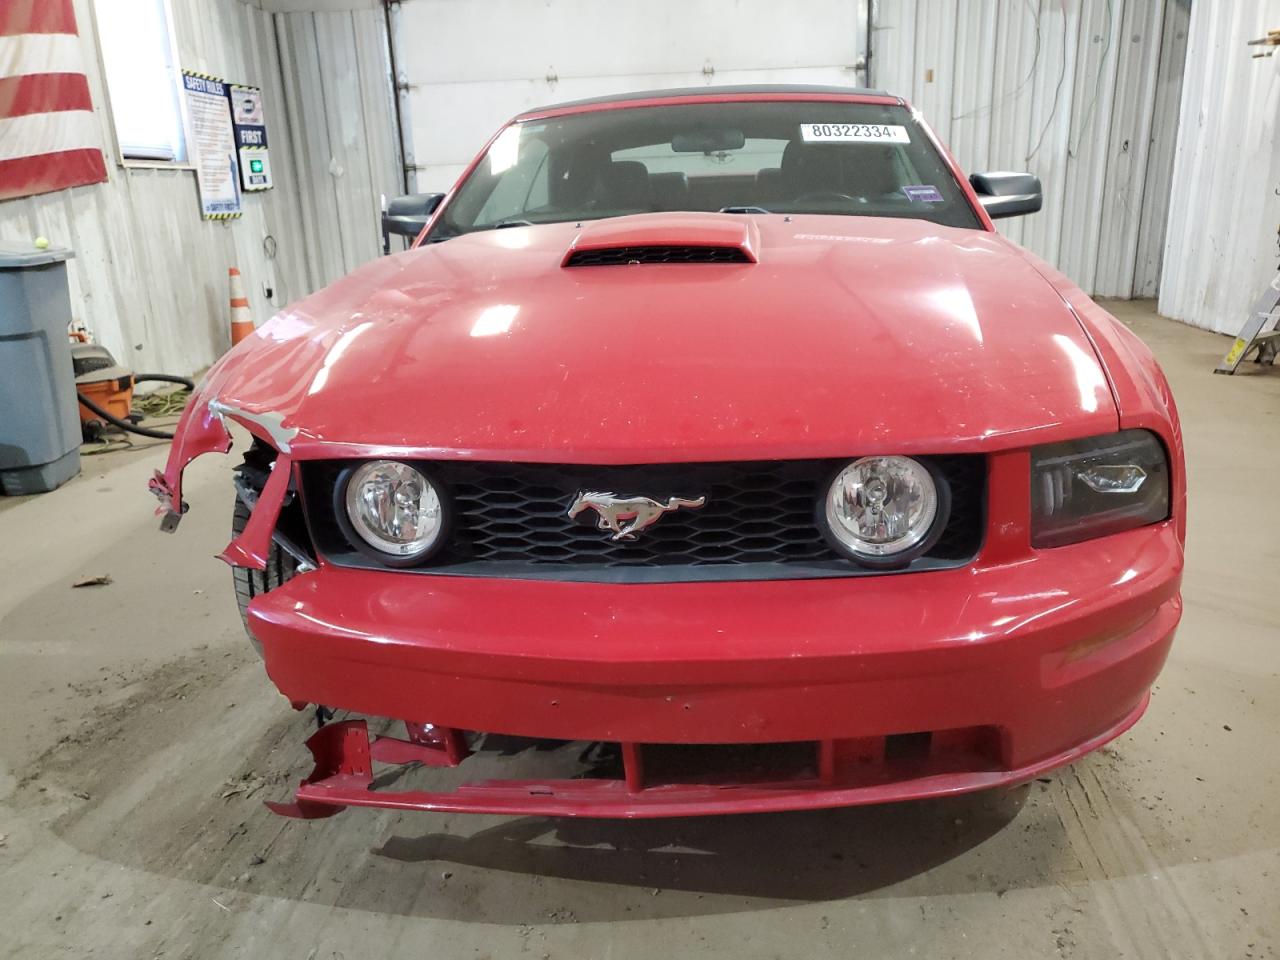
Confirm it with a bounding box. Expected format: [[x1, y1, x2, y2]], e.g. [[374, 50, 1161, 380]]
[[650, 171, 690, 208], [604, 160, 652, 209], [781, 141, 843, 186]]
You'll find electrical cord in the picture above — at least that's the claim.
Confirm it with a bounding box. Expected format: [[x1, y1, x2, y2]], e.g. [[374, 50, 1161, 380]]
[[76, 374, 195, 441], [1025, 0, 1070, 163], [132, 376, 195, 418], [951, 0, 1043, 124], [77, 390, 175, 439], [136, 373, 195, 390], [81, 438, 135, 456]]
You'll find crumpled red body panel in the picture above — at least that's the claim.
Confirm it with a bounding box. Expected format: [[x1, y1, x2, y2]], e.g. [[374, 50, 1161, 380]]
[[150, 366, 294, 570], [217, 454, 293, 569], [148, 384, 232, 529]]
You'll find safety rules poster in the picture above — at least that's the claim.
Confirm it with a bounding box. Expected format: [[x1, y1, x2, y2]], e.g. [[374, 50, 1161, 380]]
[[182, 71, 241, 220]]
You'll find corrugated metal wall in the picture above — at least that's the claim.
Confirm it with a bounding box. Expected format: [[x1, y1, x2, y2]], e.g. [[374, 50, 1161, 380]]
[[275, 9, 403, 290], [1158, 0, 1280, 334], [0, 0, 400, 377], [874, 0, 1190, 298]]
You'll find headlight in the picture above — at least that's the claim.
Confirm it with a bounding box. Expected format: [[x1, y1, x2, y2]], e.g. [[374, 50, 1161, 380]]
[[822, 456, 949, 567], [341, 460, 446, 565], [1031, 429, 1169, 548]]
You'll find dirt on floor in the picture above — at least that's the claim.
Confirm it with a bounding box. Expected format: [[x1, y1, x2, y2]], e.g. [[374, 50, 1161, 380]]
[[0, 302, 1277, 959]]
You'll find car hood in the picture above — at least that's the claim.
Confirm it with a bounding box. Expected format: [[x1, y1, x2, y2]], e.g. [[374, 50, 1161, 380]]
[[199, 213, 1118, 461]]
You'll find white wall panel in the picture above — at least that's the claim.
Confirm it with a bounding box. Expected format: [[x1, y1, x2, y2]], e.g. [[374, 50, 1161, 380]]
[[397, 0, 870, 192], [1092, 0, 1174, 296], [1158, 1, 1280, 334], [1133, 0, 1190, 297], [946, 2, 999, 174], [876, 0, 1188, 298], [276, 9, 401, 287], [1056, 0, 1125, 293], [0, 0, 400, 376]]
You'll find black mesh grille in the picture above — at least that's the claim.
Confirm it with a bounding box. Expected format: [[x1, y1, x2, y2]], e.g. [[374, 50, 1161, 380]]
[[302, 457, 985, 583], [447, 462, 828, 565], [564, 245, 752, 266]]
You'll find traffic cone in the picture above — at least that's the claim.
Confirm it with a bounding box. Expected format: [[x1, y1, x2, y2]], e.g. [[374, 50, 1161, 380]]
[[228, 267, 255, 346]]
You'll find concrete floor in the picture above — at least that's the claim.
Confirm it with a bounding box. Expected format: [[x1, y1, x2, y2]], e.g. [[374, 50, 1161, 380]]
[[0, 301, 1276, 959]]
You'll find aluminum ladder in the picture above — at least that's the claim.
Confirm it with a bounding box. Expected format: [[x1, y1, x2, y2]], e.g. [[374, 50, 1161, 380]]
[[1214, 271, 1280, 374]]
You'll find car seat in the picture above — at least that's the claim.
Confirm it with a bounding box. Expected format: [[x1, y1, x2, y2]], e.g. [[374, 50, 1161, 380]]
[[755, 167, 784, 205], [780, 141, 904, 201], [650, 171, 690, 210], [602, 161, 653, 211], [780, 141, 845, 198]]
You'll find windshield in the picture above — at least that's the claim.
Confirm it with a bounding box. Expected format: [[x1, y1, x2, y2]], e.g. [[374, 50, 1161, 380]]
[[428, 100, 982, 241]]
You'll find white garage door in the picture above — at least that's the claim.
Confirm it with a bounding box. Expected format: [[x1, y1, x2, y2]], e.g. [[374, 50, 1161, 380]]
[[393, 0, 870, 192]]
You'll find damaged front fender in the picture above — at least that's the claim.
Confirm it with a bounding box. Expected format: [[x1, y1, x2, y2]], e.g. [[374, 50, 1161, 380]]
[[146, 262, 452, 565], [150, 376, 303, 572], [147, 294, 343, 539], [149, 385, 233, 531]]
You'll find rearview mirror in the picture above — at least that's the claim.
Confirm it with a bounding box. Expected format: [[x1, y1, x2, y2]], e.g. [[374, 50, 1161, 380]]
[[672, 128, 746, 154], [381, 193, 445, 253], [969, 172, 1042, 219]]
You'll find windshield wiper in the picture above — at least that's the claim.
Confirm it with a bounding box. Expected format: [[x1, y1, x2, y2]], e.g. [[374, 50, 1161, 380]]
[[424, 220, 535, 243], [719, 205, 771, 215]]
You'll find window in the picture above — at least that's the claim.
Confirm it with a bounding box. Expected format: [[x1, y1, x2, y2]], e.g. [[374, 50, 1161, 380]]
[[474, 137, 550, 227], [431, 101, 982, 240], [93, 0, 188, 163]]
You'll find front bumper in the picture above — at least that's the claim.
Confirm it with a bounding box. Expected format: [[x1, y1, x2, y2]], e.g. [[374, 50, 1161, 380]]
[[249, 520, 1181, 818]]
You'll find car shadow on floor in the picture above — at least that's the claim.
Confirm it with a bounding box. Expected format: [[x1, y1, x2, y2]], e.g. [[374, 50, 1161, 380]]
[[373, 780, 1031, 904], [23, 674, 1043, 925]]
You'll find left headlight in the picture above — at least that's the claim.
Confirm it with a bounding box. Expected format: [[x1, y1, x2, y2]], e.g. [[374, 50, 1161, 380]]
[[340, 460, 447, 565], [1031, 429, 1169, 548]]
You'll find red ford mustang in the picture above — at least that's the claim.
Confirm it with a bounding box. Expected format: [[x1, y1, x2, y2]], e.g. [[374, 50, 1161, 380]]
[[153, 86, 1184, 820]]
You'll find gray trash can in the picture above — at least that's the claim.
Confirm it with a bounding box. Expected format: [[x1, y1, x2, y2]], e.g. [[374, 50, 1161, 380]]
[[0, 243, 82, 495]]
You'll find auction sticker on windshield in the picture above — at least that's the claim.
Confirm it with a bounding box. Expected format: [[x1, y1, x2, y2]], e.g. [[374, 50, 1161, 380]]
[[800, 123, 910, 143]]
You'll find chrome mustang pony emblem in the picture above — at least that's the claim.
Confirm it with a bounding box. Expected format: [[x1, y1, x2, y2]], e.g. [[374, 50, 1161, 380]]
[[567, 491, 706, 541]]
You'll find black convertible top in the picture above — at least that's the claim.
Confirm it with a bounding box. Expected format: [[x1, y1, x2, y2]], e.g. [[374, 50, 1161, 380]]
[[520, 84, 898, 117]]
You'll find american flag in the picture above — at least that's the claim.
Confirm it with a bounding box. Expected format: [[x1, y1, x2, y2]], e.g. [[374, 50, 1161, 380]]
[[0, 0, 107, 201]]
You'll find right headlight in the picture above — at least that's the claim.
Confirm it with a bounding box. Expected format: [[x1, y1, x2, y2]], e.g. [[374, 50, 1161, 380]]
[[1031, 429, 1169, 548]]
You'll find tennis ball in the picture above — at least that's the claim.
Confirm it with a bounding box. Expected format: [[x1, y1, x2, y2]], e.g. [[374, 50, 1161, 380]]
[[34, 236, 49, 250]]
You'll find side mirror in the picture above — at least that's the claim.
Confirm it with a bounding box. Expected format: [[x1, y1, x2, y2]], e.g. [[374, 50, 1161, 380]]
[[969, 172, 1042, 219], [381, 193, 445, 253]]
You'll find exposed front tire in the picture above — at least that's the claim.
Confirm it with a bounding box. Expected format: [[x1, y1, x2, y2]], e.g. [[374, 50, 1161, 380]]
[[232, 496, 297, 653]]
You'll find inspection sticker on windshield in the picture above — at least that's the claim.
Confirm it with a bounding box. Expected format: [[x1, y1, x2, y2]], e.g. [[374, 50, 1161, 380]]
[[902, 185, 944, 202], [800, 123, 910, 143]]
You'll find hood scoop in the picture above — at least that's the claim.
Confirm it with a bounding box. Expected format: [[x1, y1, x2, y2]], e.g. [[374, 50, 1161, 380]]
[[562, 212, 759, 267], [565, 245, 753, 267]]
